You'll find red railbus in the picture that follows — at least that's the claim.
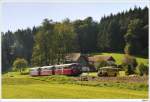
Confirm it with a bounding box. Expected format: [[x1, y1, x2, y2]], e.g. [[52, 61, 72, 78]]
[[54, 63, 82, 76], [29, 66, 54, 76], [30, 63, 82, 76]]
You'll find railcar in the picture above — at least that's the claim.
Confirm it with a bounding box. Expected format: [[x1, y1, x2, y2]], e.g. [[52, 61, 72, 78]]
[[40, 66, 55, 76], [30, 67, 40, 76], [54, 63, 82, 76], [30, 63, 82, 76], [29, 66, 54, 76]]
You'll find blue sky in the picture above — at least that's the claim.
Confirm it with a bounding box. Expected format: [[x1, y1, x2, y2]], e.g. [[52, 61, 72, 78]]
[[1, 2, 148, 32]]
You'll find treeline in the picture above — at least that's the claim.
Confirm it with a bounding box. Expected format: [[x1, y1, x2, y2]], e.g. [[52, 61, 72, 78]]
[[97, 6, 148, 54], [2, 6, 148, 72], [2, 28, 37, 71]]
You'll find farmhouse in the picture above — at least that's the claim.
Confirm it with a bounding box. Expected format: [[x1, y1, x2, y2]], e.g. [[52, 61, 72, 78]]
[[65, 53, 95, 72], [88, 55, 116, 67]]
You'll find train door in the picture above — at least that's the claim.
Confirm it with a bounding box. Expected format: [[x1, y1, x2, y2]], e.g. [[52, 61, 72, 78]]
[[38, 68, 41, 76], [52, 67, 55, 75]]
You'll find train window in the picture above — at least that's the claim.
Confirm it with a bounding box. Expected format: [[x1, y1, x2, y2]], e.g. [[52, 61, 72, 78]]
[[30, 68, 38, 71], [48, 68, 52, 70], [56, 67, 62, 69], [71, 65, 79, 70]]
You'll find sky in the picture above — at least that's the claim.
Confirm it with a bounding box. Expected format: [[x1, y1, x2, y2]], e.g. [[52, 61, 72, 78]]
[[1, 2, 149, 33]]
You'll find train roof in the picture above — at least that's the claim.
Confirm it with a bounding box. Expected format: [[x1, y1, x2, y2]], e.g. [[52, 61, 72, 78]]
[[99, 66, 120, 70], [41, 66, 54, 69], [30, 63, 79, 69], [30, 67, 40, 69], [54, 63, 78, 67]]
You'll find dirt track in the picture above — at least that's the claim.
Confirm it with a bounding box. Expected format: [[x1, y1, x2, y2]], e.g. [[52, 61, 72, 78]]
[[75, 76, 148, 84]]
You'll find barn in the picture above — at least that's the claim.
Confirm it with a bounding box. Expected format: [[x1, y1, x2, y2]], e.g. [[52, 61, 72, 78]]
[[65, 53, 95, 72], [88, 55, 116, 68]]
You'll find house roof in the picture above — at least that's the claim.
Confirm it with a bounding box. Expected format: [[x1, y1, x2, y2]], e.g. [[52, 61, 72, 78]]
[[88, 55, 115, 62], [65, 53, 81, 62]]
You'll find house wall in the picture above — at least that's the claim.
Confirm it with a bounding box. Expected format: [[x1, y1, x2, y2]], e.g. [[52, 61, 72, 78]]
[[77, 57, 92, 72], [78, 57, 88, 66]]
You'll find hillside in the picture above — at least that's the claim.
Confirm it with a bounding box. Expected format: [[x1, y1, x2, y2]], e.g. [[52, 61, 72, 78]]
[[91, 52, 148, 65]]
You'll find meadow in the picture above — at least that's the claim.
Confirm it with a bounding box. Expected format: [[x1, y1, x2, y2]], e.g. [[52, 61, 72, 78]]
[[2, 72, 148, 99], [2, 53, 149, 99]]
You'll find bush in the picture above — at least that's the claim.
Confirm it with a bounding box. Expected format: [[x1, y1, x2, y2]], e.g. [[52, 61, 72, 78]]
[[20, 72, 29, 75], [137, 63, 148, 76], [13, 58, 28, 73], [97, 60, 108, 70], [122, 54, 138, 75]]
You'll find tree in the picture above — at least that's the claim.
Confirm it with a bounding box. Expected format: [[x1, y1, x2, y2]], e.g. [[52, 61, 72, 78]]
[[53, 18, 77, 63], [13, 58, 28, 73], [73, 17, 98, 53], [2, 31, 15, 71], [97, 20, 110, 51], [13, 28, 34, 64], [137, 63, 148, 76], [32, 18, 77, 65], [97, 7, 148, 55], [32, 19, 55, 66], [122, 54, 138, 75], [124, 19, 143, 55]]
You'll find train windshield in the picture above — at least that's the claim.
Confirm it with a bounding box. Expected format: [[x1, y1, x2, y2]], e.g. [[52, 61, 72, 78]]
[[30, 67, 40, 71], [70, 64, 81, 70], [41, 66, 54, 70]]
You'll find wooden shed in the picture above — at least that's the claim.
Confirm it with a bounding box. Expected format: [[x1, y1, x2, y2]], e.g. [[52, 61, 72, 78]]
[[65, 53, 96, 72]]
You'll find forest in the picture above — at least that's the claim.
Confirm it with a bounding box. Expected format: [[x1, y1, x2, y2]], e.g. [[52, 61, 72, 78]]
[[2, 6, 148, 72]]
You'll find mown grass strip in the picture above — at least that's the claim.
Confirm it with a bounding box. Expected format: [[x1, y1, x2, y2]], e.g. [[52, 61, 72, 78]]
[[2, 83, 148, 99]]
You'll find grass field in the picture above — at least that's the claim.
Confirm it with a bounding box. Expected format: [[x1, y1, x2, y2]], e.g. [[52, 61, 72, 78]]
[[2, 72, 148, 99], [2, 52, 149, 99], [3, 83, 148, 99]]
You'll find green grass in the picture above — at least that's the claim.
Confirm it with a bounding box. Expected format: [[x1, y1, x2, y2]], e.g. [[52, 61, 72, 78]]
[[85, 72, 97, 77], [92, 52, 148, 65], [2, 72, 148, 99], [2, 71, 29, 78], [3, 83, 148, 99]]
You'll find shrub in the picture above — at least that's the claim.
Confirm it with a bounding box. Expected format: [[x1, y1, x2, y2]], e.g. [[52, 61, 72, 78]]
[[137, 63, 148, 76], [13, 58, 28, 73], [97, 60, 108, 70], [20, 72, 29, 75], [122, 54, 138, 75]]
